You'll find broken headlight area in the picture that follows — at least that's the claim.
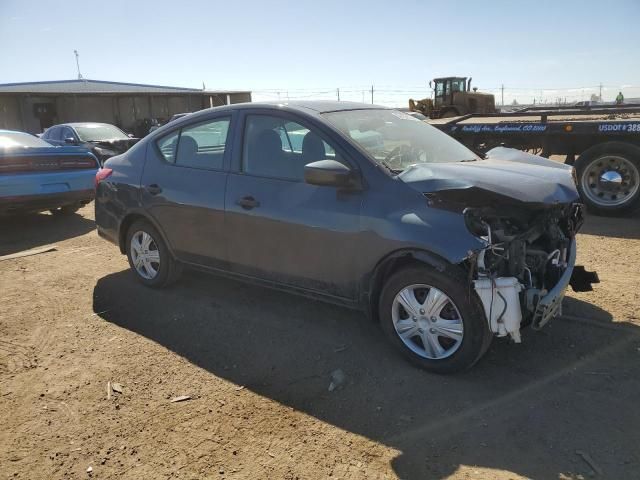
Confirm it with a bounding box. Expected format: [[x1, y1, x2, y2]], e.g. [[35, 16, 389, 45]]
[[462, 202, 597, 342]]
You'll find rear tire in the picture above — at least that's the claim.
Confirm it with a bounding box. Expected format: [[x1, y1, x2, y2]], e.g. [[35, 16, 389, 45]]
[[379, 265, 492, 374], [575, 142, 640, 216], [125, 219, 182, 288]]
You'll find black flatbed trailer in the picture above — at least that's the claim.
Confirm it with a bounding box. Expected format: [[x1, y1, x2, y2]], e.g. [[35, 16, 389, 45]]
[[430, 104, 640, 215]]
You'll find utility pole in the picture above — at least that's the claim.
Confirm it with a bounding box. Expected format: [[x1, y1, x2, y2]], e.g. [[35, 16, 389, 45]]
[[337, 88, 340, 101], [371, 85, 374, 104], [501, 84, 504, 106], [599, 83, 603, 101], [74, 50, 83, 79]]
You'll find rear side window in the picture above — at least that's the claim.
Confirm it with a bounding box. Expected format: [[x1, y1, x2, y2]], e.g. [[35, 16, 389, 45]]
[[177, 118, 230, 170], [155, 117, 230, 170], [157, 131, 179, 163]]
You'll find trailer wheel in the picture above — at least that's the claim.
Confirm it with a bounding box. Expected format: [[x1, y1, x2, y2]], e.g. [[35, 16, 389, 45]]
[[575, 142, 640, 216]]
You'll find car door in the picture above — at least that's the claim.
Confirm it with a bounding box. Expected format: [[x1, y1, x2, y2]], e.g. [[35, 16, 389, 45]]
[[140, 114, 233, 268], [224, 110, 362, 300]]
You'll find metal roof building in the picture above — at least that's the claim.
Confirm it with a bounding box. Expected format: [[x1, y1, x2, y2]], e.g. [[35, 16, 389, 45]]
[[0, 79, 251, 135]]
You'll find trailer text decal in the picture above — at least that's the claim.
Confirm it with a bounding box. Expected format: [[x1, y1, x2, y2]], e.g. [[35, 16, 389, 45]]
[[458, 124, 548, 134], [598, 123, 640, 133]]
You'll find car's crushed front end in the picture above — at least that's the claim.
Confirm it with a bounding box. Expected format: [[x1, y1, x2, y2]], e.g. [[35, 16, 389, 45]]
[[400, 149, 599, 342], [465, 201, 587, 341]]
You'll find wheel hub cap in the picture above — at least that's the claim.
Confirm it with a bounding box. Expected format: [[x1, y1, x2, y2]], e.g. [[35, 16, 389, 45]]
[[599, 170, 623, 187], [392, 284, 464, 360], [581, 155, 639, 207], [130, 230, 160, 280]]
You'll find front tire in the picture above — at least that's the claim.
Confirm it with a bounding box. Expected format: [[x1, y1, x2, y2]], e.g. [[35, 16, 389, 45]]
[[379, 265, 492, 374], [125, 219, 181, 287]]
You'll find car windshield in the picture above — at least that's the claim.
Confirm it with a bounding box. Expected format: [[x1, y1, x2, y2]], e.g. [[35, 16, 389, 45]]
[[0, 131, 51, 149], [322, 109, 479, 172], [75, 124, 128, 142]]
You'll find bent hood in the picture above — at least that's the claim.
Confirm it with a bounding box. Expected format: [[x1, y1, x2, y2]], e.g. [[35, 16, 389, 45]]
[[398, 151, 579, 207]]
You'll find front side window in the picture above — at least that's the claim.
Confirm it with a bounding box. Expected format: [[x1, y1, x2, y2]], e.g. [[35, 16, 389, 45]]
[[242, 115, 340, 181], [435, 82, 445, 98], [61, 127, 76, 141], [44, 127, 61, 141], [323, 109, 479, 173]]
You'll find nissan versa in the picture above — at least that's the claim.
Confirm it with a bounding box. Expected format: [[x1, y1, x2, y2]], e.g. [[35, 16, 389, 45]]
[[95, 101, 598, 373]]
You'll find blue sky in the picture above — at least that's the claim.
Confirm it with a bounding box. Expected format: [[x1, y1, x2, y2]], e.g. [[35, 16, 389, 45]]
[[1, 0, 639, 105]]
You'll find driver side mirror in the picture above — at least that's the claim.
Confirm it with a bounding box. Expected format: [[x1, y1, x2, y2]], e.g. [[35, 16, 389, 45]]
[[304, 160, 357, 189], [64, 137, 76, 144]]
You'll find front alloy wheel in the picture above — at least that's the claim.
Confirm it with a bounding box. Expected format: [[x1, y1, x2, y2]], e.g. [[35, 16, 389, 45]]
[[392, 284, 464, 360], [380, 266, 492, 373]]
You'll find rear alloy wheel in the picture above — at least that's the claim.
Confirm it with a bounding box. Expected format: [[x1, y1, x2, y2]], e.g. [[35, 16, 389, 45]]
[[125, 219, 181, 287], [379, 266, 492, 373], [576, 142, 640, 215]]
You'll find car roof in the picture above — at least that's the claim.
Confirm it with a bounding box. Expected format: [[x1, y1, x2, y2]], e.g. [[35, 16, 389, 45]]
[[163, 101, 390, 128], [279, 100, 387, 113], [58, 122, 118, 128]]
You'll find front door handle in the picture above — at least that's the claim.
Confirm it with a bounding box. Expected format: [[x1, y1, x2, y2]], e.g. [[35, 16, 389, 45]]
[[237, 195, 260, 210], [145, 184, 162, 195]]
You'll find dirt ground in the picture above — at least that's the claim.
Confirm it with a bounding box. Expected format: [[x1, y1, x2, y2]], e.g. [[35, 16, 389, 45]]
[[1, 204, 639, 480]]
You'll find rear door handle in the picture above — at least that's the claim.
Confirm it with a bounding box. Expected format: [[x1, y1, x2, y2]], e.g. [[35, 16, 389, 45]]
[[145, 184, 162, 195], [237, 195, 260, 210]]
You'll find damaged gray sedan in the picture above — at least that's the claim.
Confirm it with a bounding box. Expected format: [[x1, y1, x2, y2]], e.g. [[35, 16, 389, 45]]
[[95, 101, 598, 373]]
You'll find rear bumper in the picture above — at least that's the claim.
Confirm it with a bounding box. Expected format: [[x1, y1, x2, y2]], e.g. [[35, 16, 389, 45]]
[[0, 189, 94, 214], [0, 168, 96, 213]]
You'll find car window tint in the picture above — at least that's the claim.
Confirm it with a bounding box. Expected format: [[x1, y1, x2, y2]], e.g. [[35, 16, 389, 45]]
[[243, 115, 341, 181], [61, 127, 74, 141], [176, 118, 230, 170], [156, 130, 179, 163], [46, 127, 60, 141]]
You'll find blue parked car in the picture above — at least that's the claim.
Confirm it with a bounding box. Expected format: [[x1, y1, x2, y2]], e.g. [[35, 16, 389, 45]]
[[0, 130, 98, 215]]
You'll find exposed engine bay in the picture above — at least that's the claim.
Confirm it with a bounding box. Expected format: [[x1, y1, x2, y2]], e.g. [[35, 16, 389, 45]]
[[464, 202, 595, 341], [400, 148, 600, 343]]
